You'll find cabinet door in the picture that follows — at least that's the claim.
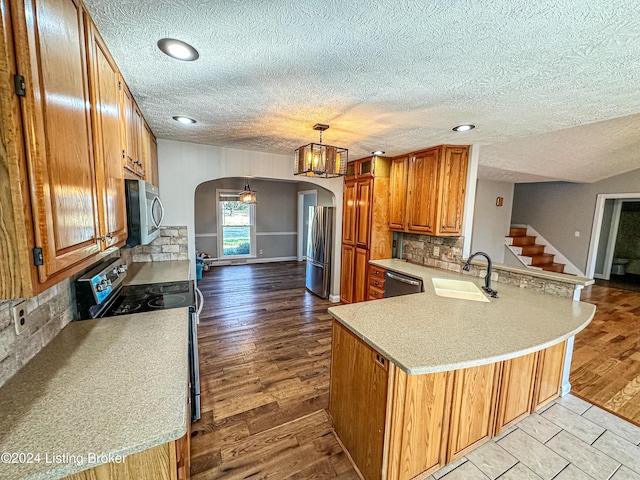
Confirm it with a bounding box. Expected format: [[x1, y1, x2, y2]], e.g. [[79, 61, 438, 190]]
[[532, 341, 566, 411], [148, 133, 159, 186], [342, 178, 357, 245], [340, 244, 355, 304], [437, 146, 468, 235], [86, 18, 127, 249], [448, 363, 499, 462], [119, 79, 139, 176], [354, 247, 369, 303], [407, 149, 440, 234], [495, 352, 538, 433], [389, 156, 409, 230], [330, 321, 389, 480], [13, 0, 100, 281], [134, 104, 146, 177], [387, 369, 451, 480], [355, 177, 372, 248]]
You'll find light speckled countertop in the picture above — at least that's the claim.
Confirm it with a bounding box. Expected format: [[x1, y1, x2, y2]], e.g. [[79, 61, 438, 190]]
[[328, 260, 595, 375], [0, 309, 190, 480], [123, 260, 191, 285]]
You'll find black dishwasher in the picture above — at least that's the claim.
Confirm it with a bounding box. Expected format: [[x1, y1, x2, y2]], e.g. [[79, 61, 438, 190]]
[[383, 271, 423, 297]]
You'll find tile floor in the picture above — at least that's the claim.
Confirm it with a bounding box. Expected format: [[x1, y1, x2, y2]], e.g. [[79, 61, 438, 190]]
[[428, 395, 640, 480]]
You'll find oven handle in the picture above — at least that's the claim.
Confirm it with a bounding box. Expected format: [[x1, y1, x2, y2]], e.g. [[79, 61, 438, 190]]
[[195, 287, 204, 319]]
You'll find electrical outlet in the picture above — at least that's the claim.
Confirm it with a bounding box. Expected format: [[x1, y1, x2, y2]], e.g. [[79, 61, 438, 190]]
[[433, 246, 440, 256], [259, 249, 263, 255], [12, 300, 28, 335], [574, 231, 580, 237], [447, 249, 453, 259]]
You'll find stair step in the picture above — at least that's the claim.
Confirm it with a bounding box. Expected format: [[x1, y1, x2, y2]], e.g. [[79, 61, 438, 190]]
[[509, 227, 528, 237], [520, 244, 546, 255], [529, 253, 555, 265], [510, 235, 537, 246], [541, 263, 565, 273]]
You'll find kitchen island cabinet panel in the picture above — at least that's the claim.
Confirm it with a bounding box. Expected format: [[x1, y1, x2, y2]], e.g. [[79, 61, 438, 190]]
[[387, 369, 452, 480], [495, 352, 538, 433], [330, 321, 389, 480], [13, 0, 101, 283], [532, 341, 567, 411], [447, 363, 500, 461]]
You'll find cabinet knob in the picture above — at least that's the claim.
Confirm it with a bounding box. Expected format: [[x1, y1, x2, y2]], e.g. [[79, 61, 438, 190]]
[[374, 280, 379, 285]]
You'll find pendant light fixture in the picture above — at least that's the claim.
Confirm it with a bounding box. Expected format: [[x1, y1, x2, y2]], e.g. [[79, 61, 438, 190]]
[[294, 124, 348, 178], [239, 179, 257, 204]]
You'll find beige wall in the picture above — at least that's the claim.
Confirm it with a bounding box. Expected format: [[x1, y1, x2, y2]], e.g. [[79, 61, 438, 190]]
[[470, 179, 515, 262]]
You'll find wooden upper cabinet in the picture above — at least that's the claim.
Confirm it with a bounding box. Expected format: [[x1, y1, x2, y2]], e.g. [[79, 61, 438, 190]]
[[133, 104, 146, 177], [342, 178, 357, 245], [85, 16, 127, 250], [437, 146, 469, 236], [393, 145, 469, 236], [389, 156, 409, 230], [148, 132, 159, 186], [407, 148, 440, 234], [13, 0, 101, 282], [119, 79, 143, 178], [355, 177, 372, 248]]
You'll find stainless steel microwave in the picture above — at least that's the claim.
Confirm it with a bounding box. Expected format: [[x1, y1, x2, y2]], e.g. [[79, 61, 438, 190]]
[[125, 179, 164, 247]]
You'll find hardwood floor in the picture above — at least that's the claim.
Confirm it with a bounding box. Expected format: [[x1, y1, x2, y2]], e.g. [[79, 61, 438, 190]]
[[571, 284, 640, 426], [191, 262, 359, 479]]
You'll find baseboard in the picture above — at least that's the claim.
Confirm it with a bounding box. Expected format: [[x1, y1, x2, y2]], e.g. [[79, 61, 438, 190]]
[[205, 256, 297, 266], [329, 294, 341, 303], [561, 381, 572, 397]]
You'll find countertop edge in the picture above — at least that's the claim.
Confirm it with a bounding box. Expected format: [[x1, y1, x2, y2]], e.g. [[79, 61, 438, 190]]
[[328, 307, 596, 375]]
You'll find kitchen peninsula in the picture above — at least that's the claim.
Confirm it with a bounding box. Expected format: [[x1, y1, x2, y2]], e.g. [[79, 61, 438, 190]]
[[328, 260, 596, 480]]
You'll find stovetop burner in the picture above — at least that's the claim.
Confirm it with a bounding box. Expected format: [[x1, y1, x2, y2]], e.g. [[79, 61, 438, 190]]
[[112, 302, 143, 315], [147, 294, 187, 309]]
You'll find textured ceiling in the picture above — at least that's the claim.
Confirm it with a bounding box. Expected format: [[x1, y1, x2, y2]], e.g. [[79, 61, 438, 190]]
[[83, 0, 640, 183]]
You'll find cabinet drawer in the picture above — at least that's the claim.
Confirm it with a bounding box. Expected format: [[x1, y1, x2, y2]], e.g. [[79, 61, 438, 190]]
[[369, 266, 386, 280], [369, 285, 385, 300], [369, 275, 385, 289]]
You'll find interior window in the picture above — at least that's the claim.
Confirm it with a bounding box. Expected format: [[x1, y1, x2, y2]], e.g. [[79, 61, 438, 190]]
[[217, 191, 256, 258]]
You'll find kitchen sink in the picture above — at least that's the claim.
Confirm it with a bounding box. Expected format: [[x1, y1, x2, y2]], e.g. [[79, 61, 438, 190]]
[[431, 278, 490, 302]]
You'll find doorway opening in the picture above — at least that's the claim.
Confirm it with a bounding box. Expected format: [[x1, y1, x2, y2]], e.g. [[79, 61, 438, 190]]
[[587, 194, 640, 289]]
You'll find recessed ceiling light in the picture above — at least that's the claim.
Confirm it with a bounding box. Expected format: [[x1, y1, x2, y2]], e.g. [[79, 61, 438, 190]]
[[173, 116, 196, 124], [157, 38, 199, 61], [452, 124, 475, 132], [372, 151, 385, 155]]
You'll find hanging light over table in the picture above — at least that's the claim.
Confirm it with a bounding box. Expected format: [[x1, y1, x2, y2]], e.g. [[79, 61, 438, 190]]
[[294, 124, 348, 178], [239, 179, 257, 204]]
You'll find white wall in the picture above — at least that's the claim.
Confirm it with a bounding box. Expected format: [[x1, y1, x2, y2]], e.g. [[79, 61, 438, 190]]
[[157, 139, 344, 298], [470, 179, 515, 262]]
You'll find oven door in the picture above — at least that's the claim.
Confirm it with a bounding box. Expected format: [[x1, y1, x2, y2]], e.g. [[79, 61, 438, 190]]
[[189, 307, 201, 422]]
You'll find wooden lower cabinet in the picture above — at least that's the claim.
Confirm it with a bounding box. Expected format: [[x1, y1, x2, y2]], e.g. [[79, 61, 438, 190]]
[[330, 321, 389, 480], [532, 341, 567, 411], [340, 244, 355, 303], [387, 369, 451, 480], [447, 363, 500, 462], [62, 435, 189, 480], [354, 247, 369, 303], [495, 352, 538, 434], [329, 321, 567, 480]]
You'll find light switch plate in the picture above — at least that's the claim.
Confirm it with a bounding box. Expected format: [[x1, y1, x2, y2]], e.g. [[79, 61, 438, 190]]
[[433, 246, 440, 256], [12, 300, 28, 335]]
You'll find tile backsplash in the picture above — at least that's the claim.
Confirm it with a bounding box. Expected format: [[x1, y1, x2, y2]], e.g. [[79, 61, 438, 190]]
[[0, 279, 75, 388], [120, 226, 188, 264], [399, 233, 576, 298]]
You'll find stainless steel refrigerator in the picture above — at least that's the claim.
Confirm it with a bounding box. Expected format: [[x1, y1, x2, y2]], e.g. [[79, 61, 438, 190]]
[[305, 206, 334, 298]]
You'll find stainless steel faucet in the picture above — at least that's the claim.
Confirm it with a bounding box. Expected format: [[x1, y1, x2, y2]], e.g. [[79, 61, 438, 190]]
[[463, 252, 498, 298]]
